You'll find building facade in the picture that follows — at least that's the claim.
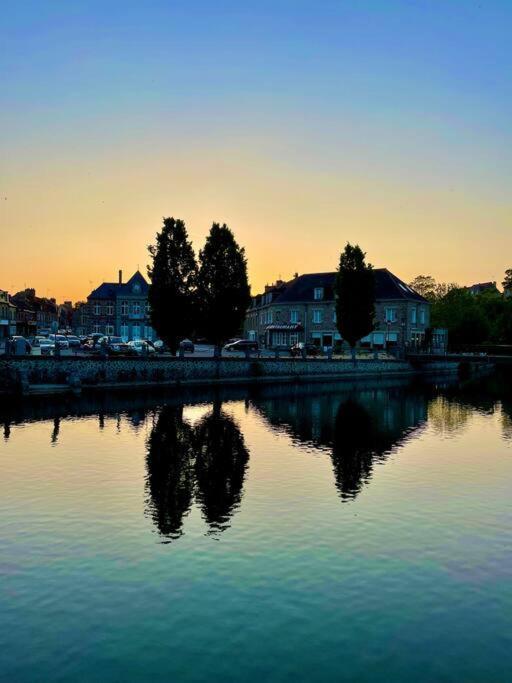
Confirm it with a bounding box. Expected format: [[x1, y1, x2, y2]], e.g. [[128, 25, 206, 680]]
[[87, 270, 155, 341], [245, 269, 431, 350], [0, 290, 17, 340], [11, 289, 58, 336]]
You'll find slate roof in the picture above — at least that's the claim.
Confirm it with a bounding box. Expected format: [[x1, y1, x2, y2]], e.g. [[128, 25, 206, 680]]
[[258, 269, 428, 305], [88, 271, 149, 300]]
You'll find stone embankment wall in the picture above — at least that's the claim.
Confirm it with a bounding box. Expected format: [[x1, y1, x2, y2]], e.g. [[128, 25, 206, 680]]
[[0, 356, 416, 395]]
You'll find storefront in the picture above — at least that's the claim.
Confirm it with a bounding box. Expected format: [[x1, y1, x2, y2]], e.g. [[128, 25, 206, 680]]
[[264, 323, 303, 349]]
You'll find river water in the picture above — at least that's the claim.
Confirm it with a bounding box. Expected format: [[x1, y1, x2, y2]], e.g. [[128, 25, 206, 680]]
[[1, 375, 511, 682]]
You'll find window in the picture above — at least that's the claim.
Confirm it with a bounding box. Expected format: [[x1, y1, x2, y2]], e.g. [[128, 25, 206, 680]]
[[144, 326, 153, 340], [132, 303, 141, 316], [273, 331, 287, 346], [94, 304, 101, 316], [106, 304, 114, 316], [332, 310, 337, 323], [314, 287, 324, 300], [145, 301, 150, 315], [121, 302, 129, 316], [132, 325, 141, 340], [93, 324, 102, 334], [290, 310, 299, 323], [420, 308, 426, 325], [385, 308, 397, 323], [290, 333, 299, 345], [267, 310, 273, 324], [106, 324, 115, 335], [120, 325, 129, 341], [260, 313, 264, 325], [411, 308, 417, 324], [313, 309, 323, 324]]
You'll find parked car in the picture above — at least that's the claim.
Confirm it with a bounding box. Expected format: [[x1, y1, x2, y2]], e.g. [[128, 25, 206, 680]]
[[97, 336, 135, 356], [153, 339, 169, 352], [179, 339, 195, 353], [48, 334, 70, 350], [290, 342, 320, 357], [224, 339, 259, 353], [32, 336, 56, 356], [65, 335, 81, 349], [127, 340, 156, 355]]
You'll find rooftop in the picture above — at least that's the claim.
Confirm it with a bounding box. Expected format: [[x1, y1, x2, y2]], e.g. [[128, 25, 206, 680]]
[[253, 269, 428, 306], [88, 271, 149, 300]]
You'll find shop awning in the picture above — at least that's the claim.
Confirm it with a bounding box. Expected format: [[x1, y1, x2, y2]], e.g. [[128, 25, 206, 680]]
[[265, 324, 304, 332]]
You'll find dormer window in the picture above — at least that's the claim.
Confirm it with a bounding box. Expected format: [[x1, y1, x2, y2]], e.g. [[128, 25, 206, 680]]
[[314, 287, 324, 300], [133, 283, 141, 294]]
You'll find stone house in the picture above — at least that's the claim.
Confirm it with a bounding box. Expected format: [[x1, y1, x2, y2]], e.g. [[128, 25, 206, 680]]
[[87, 270, 155, 341], [244, 269, 430, 350]]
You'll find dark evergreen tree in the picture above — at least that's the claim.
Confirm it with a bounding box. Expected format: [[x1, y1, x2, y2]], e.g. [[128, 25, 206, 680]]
[[502, 269, 512, 293], [147, 217, 197, 354], [334, 243, 375, 360], [196, 223, 251, 353]]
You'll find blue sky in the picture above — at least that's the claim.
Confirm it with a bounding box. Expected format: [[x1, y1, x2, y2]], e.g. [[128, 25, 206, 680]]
[[1, 1, 511, 299]]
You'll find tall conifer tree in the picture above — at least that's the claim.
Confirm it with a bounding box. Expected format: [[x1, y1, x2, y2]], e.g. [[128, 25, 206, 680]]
[[196, 223, 250, 354], [147, 217, 197, 354], [334, 243, 375, 361]]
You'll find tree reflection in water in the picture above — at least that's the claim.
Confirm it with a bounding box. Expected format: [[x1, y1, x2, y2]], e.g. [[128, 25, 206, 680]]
[[194, 402, 249, 533], [331, 400, 381, 501], [145, 401, 249, 540], [146, 406, 195, 541], [251, 385, 428, 502]]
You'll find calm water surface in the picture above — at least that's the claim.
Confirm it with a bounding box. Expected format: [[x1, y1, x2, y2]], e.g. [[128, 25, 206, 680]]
[[1, 376, 511, 682]]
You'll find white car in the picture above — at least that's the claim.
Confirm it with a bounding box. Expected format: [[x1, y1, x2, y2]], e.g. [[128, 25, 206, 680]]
[[48, 334, 70, 349], [32, 337, 56, 355], [127, 340, 156, 355]]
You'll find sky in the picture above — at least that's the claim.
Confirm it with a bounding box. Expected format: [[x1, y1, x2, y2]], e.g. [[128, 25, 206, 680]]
[[1, 0, 511, 302]]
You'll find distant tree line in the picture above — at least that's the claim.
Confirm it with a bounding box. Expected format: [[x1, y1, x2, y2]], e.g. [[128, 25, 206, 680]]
[[148, 218, 250, 354], [409, 273, 512, 346]]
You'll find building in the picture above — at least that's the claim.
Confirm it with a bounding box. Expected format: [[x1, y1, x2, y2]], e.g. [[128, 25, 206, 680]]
[[0, 290, 17, 340], [58, 301, 74, 331], [466, 281, 499, 296], [71, 302, 89, 336], [245, 269, 430, 350], [11, 289, 58, 336], [87, 270, 155, 341]]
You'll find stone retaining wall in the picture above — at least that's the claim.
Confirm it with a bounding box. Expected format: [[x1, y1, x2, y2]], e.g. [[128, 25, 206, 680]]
[[0, 355, 415, 395]]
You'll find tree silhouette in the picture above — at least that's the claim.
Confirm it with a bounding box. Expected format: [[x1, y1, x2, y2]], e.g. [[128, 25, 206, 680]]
[[146, 406, 195, 540], [196, 223, 250, 354], [331, 399, 380, 500], [334, 243, 375, 361], [194, 402, 249, 533], [147, 217, 197, 354]]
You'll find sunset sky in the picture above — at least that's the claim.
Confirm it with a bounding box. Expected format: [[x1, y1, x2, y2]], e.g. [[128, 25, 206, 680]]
[[1, 1, 511, 302]]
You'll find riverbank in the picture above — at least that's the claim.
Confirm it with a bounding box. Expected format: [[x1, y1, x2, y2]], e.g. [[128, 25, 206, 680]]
[[0, 354, 477, 397]]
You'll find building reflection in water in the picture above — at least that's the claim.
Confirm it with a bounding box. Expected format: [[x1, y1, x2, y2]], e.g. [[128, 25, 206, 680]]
[[3, 371, 512, 535], [145, 401, 249, 541], [251, 385, 429, 501]]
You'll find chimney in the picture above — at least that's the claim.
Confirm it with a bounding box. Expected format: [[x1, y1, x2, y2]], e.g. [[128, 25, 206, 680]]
[[118, 270, 123, 284]]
